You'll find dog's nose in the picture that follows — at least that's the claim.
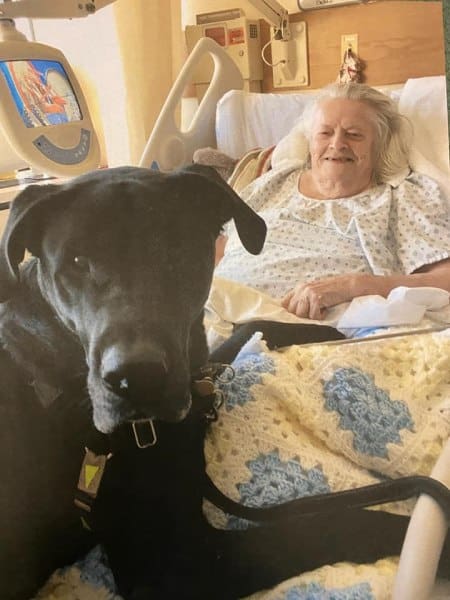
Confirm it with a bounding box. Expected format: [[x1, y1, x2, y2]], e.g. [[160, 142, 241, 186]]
[[101, 345, 168, 399]]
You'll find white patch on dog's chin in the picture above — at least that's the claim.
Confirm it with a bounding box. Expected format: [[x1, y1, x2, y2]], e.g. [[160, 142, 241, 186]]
[[92, 403, 123, 434], [88, 380, 130, 433], [88, 370, 193, 431]]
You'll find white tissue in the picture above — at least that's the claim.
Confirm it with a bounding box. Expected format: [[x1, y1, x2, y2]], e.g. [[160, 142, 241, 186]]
[[387, 286, 449, 310], [337, 287, 450, 329]]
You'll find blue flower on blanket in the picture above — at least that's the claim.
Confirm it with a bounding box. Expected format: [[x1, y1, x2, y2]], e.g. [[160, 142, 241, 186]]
[[227, 449, 330, 529], [70, 544, 118, 592], [219, 352, 275, 410], [323, 367, 414, 459], [277, 581, 374, 600]]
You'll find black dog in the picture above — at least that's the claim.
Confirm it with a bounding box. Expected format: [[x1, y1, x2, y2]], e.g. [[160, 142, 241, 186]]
[[0, 165, 448, 600]]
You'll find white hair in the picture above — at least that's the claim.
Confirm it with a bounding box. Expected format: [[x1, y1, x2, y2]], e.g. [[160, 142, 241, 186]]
[[300, 82, 413, 184]]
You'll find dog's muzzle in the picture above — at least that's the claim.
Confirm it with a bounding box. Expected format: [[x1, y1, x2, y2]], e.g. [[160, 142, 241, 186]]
[[89, 343, 193, 432], [101, 343, 169, 397]]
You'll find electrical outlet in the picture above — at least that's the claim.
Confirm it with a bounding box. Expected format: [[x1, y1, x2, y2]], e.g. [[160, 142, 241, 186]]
[[341, 33, 358, 57]]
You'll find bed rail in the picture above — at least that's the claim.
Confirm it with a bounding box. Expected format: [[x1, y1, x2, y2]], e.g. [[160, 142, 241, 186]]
[[393, 436, 450, 599], [139, 38, 242, 172]]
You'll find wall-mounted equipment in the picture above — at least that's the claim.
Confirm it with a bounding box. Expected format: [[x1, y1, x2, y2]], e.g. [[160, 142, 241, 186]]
[[298, 0, 365, 9], [0, 0, 116, 19], [185, 16, 263, 96], [0, 19, 100, 177], [248, 0, 290, 41], [269, 20, 308, 88], [0, 0, 117, 178], [248, 0, 309, 88]]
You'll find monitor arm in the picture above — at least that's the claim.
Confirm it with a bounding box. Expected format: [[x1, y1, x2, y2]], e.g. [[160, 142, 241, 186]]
[[0, 0, 116, 19], [248, 0, 290, 40]]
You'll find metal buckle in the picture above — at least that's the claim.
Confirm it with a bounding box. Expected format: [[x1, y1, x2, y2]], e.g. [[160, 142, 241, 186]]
[[192, 376, 216, 397], [216, 364, 235, 383], [132, 418, 157, 449]]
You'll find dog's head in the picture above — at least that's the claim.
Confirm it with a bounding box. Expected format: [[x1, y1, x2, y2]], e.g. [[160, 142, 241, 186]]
[[0, 165, 266, 432]]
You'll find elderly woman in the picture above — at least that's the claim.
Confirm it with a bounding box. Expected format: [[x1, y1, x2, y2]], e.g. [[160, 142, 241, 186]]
[[214, 82, 450, 320]]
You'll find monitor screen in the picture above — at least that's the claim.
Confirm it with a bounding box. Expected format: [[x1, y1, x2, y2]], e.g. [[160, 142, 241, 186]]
[[0, 59, 82, 127]]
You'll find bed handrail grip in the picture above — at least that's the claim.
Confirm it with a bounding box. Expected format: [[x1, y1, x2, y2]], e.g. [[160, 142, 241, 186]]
[[139, 38, 243, 172], [393, 437, 450, 599]]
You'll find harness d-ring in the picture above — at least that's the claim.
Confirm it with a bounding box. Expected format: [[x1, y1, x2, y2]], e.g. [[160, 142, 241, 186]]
[[132, 419, 157, 448]]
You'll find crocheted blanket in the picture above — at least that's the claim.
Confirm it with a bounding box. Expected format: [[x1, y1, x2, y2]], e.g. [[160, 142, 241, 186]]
[[36, 329, 450, 600]]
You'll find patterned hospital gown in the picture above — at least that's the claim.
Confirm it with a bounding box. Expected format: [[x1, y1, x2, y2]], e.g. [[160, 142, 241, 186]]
[[215, 166, 450, 299]]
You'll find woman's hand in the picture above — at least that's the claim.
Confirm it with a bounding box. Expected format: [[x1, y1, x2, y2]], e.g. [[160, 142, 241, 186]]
[[281, 273, 382, 320], [282, 260, 450, 320], [281, 258, 450, 320]]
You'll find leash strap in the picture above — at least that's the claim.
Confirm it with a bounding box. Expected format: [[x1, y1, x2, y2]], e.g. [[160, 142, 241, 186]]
[[75, 438, 450, 530], [203, 473, 450, 522]]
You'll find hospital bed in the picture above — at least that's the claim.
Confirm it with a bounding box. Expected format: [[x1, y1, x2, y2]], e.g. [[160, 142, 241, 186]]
[[37, 37, 450, 600]]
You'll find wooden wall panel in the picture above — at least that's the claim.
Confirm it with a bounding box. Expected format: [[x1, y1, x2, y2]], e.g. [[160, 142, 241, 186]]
[[261, 1, 445, 91]]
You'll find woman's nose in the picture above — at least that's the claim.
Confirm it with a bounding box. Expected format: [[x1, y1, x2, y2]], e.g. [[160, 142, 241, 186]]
[[330, 130, 348, 149]]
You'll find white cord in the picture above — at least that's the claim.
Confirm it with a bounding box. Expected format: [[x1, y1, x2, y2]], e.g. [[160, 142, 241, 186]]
[[261, 39, 286, 68], [27, 18, 36, 41]]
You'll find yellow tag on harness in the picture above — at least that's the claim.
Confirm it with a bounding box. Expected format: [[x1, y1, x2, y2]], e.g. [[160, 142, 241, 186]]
[[75, 448, 110, 514], [84, 464, 99, 489]]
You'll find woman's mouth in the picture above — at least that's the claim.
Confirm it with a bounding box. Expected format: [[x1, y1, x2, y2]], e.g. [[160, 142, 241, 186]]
[[324, 156, 354, 163]]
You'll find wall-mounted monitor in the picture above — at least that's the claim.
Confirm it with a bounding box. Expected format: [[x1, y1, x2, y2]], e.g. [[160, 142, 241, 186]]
[[0, 38, 100, 177]]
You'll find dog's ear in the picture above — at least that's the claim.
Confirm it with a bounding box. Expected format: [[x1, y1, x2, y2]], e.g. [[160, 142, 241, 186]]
[[0, 184, 61, 300], [174, 164, 267, 254]]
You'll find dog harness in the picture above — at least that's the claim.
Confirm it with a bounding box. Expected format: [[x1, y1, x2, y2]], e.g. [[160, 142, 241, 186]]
[[74, 363, 227, 528]]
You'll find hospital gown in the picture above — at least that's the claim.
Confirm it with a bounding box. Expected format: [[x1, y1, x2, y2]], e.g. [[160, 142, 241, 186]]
[[215, 166, 450, 300]]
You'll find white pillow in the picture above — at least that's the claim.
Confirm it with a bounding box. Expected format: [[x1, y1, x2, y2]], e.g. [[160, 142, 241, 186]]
[[399, 76, 450, 196], [270, 118, 309, 170], [399, 76, 449, 175], [216, 89, 317, 159]]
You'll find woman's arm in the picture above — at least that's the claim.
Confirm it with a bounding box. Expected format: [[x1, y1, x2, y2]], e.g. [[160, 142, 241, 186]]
[[282, 258, 450, 320]]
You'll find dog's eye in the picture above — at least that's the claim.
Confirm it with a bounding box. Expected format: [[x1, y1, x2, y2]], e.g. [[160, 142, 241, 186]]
[[72, 255, 90, 273]]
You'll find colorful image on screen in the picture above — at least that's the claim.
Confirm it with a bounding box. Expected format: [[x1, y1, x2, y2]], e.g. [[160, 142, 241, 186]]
[[0, 59, 82, 127]]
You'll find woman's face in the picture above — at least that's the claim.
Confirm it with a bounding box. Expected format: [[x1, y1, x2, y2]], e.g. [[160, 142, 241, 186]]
[[309, 98, 377, 197]]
